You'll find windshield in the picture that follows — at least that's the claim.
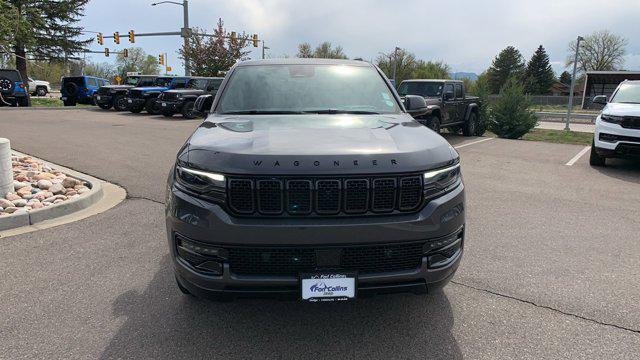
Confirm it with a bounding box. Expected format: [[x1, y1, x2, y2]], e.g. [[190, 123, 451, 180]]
[[611, 83, 640, 104], [187, 78, 208, 89], [137, 77, 156, 87], [398, 81, 444, 97], [154, 77, 172, 87], [216, 64, 400, 114], [125, 76, 139, 86]]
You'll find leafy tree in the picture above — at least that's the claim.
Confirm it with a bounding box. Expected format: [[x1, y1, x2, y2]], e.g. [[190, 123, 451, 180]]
[[83, 61, 116, 80], [27, 60, 66, 83], [413, 60, 451, 79], [566, 30, 628, 72], [524, 45, 555, 94], [297, 43, 313, 58], [489, 78, 537, 139], [115, 47, 159, 77], [487, 46, 525, 94], [2, 0, 91, 81], [559, 71, 572, 85], [296, 41, 347, 59], [179, 18, 251, 77], [376, 48, 418, 85]]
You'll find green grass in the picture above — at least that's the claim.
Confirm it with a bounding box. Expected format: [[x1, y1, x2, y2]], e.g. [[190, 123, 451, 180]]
[[521, 128, 593, 146], [31, 98, 94, 108]]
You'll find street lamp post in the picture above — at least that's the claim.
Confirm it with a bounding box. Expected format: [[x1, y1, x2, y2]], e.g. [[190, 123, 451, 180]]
[[392, 47, 400, 86], [151, 0, 190, 76], [262, 41, 270, 59], [565, 35, 584, 131]]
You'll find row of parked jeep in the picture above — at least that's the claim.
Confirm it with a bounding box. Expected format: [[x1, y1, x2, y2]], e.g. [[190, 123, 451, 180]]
[[60, 74, 222, 119]]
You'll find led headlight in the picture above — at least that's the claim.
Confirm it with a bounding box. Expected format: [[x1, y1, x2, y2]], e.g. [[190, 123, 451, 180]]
[[175, 165, 226, 200], [423, 162, 461, 200], [601, 114, 624, 124]]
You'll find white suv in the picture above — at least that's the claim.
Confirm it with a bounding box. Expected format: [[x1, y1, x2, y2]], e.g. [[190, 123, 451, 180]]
[[590, 80, 640, 166], [27, 77, 51, 97]]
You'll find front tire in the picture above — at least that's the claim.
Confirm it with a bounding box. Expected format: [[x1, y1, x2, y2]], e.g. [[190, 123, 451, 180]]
[[113, 95, 128, 111], [589, 140, 606, 167], [426, 115, 441, 134], [145, 98, 160, 115], [181, 100, 197, 119], [463, 112, 477, 136]]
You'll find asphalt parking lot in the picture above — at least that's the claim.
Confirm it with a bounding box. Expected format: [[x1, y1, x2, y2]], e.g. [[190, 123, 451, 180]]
[[1, 108, 639, 359]]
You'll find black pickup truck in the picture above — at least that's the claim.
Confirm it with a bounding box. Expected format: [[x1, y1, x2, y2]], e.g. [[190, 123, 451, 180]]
[[158, 77, 223, 119], [95, 75, 157, 111], [398, 79, 482, 136]]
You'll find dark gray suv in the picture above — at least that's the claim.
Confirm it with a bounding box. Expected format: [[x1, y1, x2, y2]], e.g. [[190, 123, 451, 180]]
[[166, 59, 465, 302]]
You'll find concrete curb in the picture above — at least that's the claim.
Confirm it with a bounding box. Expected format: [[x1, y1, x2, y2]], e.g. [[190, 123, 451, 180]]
[[0, 150, 104, 231]]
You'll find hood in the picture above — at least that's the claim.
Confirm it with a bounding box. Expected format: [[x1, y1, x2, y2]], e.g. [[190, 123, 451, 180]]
[[131, 86, 167, 92], [602, 102, 640, 117], [424, 98, 441, 106], [180, 114, 457, 175], [165, 89, 206, 95], [102, 85, 134, 90]]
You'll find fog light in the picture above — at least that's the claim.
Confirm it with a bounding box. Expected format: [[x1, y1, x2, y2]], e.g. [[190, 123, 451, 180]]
[[423, 230, 462, 253], [175, 235, 227, 275], [196, 261, 223, 275]]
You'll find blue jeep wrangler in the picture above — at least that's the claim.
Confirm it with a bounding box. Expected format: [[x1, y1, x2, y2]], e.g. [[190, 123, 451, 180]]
[[60, 76, 109, 106], [0, 69, 31, 107], [126, 76, 189, 114]]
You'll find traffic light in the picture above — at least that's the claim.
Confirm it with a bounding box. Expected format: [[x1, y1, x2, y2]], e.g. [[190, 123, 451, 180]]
[[114, 31, 120, 44], [104, 48, 109, 57], [159, 54, 164, 65], [123, 49, 128, 58], [97, 33, 103, 45], [230, 31, 237, 43], [128, 30, 135, 43], [252, 34, 259, 47]]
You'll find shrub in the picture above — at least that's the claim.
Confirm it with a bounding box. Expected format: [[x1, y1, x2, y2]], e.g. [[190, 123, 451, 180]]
[[489, 79, 537, 139], [470, 73, 490, 136]]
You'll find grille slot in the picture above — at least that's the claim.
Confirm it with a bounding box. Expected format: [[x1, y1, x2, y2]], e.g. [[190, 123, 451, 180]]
[[128, 89, 143, 98], [228, 179, 254, 213], [162, 92, 180, 101], [316, 180, 341, 214], [97, 87, 110, 95], [286, 180, 312, 214], [344, 179, 369, 213], [227, 173, 425, 217], [621, 116, 640, 130], [399, 176, 423, 210], [257, 180, 283, 214], [372, 178, 397, 212], [228, 242, 424, 276]]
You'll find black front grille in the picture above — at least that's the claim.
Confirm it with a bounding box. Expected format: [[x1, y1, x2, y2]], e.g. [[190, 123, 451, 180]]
[[227, 174, 423, 217], [128, 89, 143, 98], [162, 92, 180, 101], [621, 116, 640, 130], [228, 242, 424, 276], [97, 87, 111, 95]]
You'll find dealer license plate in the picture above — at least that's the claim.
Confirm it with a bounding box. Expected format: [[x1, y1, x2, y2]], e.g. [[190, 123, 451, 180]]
[[161, 102, 167, 107], [301, 273, 356, 302], [127, 99, 132, 103], [96, 95, 101, 100]]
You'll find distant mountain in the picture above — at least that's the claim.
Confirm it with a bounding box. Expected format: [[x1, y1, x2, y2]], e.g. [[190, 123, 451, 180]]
[[450, 72, 478, 80]]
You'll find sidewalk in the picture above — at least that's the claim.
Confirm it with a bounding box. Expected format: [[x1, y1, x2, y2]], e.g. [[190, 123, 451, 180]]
[[536, 121, 595, 133]]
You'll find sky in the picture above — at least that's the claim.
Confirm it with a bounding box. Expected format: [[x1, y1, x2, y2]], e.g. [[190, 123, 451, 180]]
[[79, 0, 640, 76]]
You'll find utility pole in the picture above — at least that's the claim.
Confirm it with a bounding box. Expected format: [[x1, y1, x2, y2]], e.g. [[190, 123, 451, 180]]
[[262, 40, 270, 59], [392, 47, 400, 86], [151, 0, 190, 76], [566, 35, 584, 131]]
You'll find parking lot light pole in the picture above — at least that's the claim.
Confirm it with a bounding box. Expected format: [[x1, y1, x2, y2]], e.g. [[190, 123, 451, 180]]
[[262, 41, 270, 59], [392, 47, 400, 86], [566, 35, 584, 131], [151, 0, 190, 76]]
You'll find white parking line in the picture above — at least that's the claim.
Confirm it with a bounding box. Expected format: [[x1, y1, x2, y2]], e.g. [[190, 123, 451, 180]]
[[454, 137, 494, 149], [565, 146, 591, 166]]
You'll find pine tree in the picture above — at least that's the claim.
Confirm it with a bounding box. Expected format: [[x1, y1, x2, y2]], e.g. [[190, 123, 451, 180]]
[[487, 46, 525, 94], [4, 0, 91, 81], [490, 79, 538, 139], [524, 45, 555, 94], [559, 71, 572, 85]]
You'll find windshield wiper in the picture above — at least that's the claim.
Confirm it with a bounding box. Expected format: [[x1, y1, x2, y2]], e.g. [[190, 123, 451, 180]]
[[221, 110, 304, 115], [302, 109, 380, 115]]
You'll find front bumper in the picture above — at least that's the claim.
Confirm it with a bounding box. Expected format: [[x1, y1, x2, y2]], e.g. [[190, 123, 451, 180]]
[[166, 181, 466, 300], [126, 97, 147, 109], [159, 100, 183, 113], [594, 116, 640, 158], [94, 94, 113, 105]]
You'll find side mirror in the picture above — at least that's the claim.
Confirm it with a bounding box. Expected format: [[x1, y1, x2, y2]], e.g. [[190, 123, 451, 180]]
[[194, 94, 214, 114], [403, 95, 428, 117], [592, 95, 608, 105], [443, 92, 454, 101]]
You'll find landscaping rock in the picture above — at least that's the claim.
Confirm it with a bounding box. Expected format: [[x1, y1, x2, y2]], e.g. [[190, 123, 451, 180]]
[[37, 179, 53, 190], [6, 193, 21, 201], [13, 199, 27, 207], [49, 183, 65, 195], [0, 199, 13, 208]]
